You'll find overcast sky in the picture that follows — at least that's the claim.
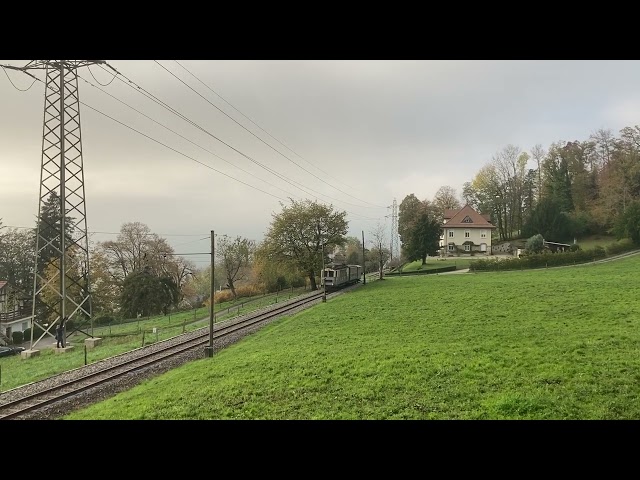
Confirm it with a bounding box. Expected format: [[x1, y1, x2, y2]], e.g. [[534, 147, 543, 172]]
[[1, 60, 640, 268]]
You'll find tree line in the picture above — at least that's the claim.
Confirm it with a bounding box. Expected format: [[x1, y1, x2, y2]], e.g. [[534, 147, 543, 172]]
[[1, 199, 391, 322], [397, 125, 640, 263], [4, 124, 640, 321]]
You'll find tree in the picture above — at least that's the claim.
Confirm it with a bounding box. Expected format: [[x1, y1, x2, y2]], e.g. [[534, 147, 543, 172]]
[[407, 209, 441, 264], [39, 245, 88, 323], [369, 222, 389, 280], [216, 235, 255, 299], [340, 236, 364, 266], [263, 199, 348, 291], [462, 182, 481, 211], [88, 246, 120, 315], [99, 222, 174, 283], [530, 144, 546, 201], [35, 192, 74, 276], [252, 243, 306, 294], [398, 195, 441, 265], [433, 185, 462, 212], [97, 222, 194, 309], [613, 200, 640, 245], [0, 226, 34, 294], [398, 193, 422, 254], [525, 234, 544, 254], [119, 268, 179, 318]]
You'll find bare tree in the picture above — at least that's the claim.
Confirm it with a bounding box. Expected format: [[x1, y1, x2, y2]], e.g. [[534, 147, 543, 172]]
[[216, 235, 256, 299], [369, 222, 389, 280], [590, 128, 614, 168], [434, 185, 462, 212], [531, 144, 546, 200]]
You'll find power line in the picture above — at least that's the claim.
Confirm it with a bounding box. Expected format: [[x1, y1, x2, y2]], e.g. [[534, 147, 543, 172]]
[[163, 60, 386, 209], [77, 74, 307, 201], [97, 64, 337, 206], [2, 66, 38, 91], [173, 60, 378, 202], [80, 101, 287, 201], [103, 62, 384, 212], [2, 62, 385, 224], [3, 225, 210, 236], [95, 62, 383, 220]]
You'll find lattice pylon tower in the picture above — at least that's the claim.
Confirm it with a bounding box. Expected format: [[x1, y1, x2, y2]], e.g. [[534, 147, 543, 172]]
[[389, 198, 399, 262], [5, 61, 105, 349]]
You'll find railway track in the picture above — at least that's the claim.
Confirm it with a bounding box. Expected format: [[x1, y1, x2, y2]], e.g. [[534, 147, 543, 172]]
[[0, 288, 338, 420]]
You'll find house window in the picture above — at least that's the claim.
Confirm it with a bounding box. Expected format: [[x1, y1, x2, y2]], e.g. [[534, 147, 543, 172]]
[[481, 230, 486, 239], [465, 230, 470, 238], [448, 231, 454, 238], [464, 244, 470, 252], [448, 243, 455, 252]]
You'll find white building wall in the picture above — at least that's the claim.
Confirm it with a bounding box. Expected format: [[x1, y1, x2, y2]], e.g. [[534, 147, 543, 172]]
[[447, 228, 491, 246]]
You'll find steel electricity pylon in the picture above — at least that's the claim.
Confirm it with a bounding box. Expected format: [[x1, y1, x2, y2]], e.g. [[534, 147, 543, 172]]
[[388, 198, 399, 262], [3, 61, 107, 350]]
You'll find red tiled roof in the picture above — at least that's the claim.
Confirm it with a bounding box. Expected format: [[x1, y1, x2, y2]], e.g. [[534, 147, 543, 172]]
[[444, 209, 457, 220], [442, 204, 496, 228]]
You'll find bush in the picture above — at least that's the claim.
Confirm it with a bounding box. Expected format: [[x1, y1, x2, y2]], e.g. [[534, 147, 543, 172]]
[[525, 234, 544, 254], [606, 238, 636, 256], [93, 315, 116, 326], [569, 244, 581, 252], [11, 330, 23, 344]]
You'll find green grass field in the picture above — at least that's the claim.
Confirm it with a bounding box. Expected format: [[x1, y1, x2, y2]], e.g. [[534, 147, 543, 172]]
[[401, 257, 475, 271], [63, 253, 640, 420]]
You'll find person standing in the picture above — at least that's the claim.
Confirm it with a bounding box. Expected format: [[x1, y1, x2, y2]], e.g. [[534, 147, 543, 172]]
[[56, 318, 66, 348]]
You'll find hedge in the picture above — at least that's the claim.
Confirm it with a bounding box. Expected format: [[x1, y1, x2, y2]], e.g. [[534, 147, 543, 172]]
[[469, 244, 623, 272]]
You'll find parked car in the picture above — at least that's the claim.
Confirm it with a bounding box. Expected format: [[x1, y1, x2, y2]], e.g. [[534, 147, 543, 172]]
[[0, 346, 25, 358]]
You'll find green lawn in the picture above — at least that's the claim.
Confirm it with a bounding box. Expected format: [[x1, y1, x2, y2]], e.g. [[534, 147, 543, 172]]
[[64, 253, 640, 420], [401, 257, 475, 271]]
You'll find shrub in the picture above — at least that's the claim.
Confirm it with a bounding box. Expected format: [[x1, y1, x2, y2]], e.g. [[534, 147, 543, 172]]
[[94, 315, 116, 326], [526, 234, 544, 254], [606, 238, 636, 256]]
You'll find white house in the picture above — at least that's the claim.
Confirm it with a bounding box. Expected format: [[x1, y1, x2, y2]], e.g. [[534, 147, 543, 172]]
[[0, 281, 30, 344], [440, 204, 497, 255]]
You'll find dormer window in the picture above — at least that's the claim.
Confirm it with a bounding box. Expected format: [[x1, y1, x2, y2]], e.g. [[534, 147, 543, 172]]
[[461, 216, 473, 223]]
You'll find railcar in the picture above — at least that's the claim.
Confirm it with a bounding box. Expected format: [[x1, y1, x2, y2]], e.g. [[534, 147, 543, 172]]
[[321, 263, 362, 291]]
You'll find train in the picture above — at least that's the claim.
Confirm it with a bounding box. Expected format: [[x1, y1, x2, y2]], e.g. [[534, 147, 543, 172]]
[[321, 263, 363, 291]]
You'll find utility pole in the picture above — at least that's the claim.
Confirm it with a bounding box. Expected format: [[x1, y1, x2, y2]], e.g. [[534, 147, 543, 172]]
[[205, 230, 215, 357], [2, 61, 109, 351], [362, 230, 366, 285], [322, 242, 326, 302]]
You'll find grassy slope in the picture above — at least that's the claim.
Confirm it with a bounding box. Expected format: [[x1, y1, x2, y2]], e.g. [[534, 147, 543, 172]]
[[401, 257, 475, 272], [65, 254, 640, 420]]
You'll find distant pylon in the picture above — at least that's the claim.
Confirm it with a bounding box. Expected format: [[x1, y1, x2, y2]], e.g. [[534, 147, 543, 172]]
[[4, 61, 106, 349], [389, 198, 399, 262]]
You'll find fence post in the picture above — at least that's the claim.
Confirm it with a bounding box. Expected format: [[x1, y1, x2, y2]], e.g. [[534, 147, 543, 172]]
[[142, 330, 145, 347], [84, 345, 87, 366]]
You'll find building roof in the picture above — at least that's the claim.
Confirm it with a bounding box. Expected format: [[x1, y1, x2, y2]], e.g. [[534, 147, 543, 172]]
[[0, 281, 7, 291], [442, 204, 497, 229]]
